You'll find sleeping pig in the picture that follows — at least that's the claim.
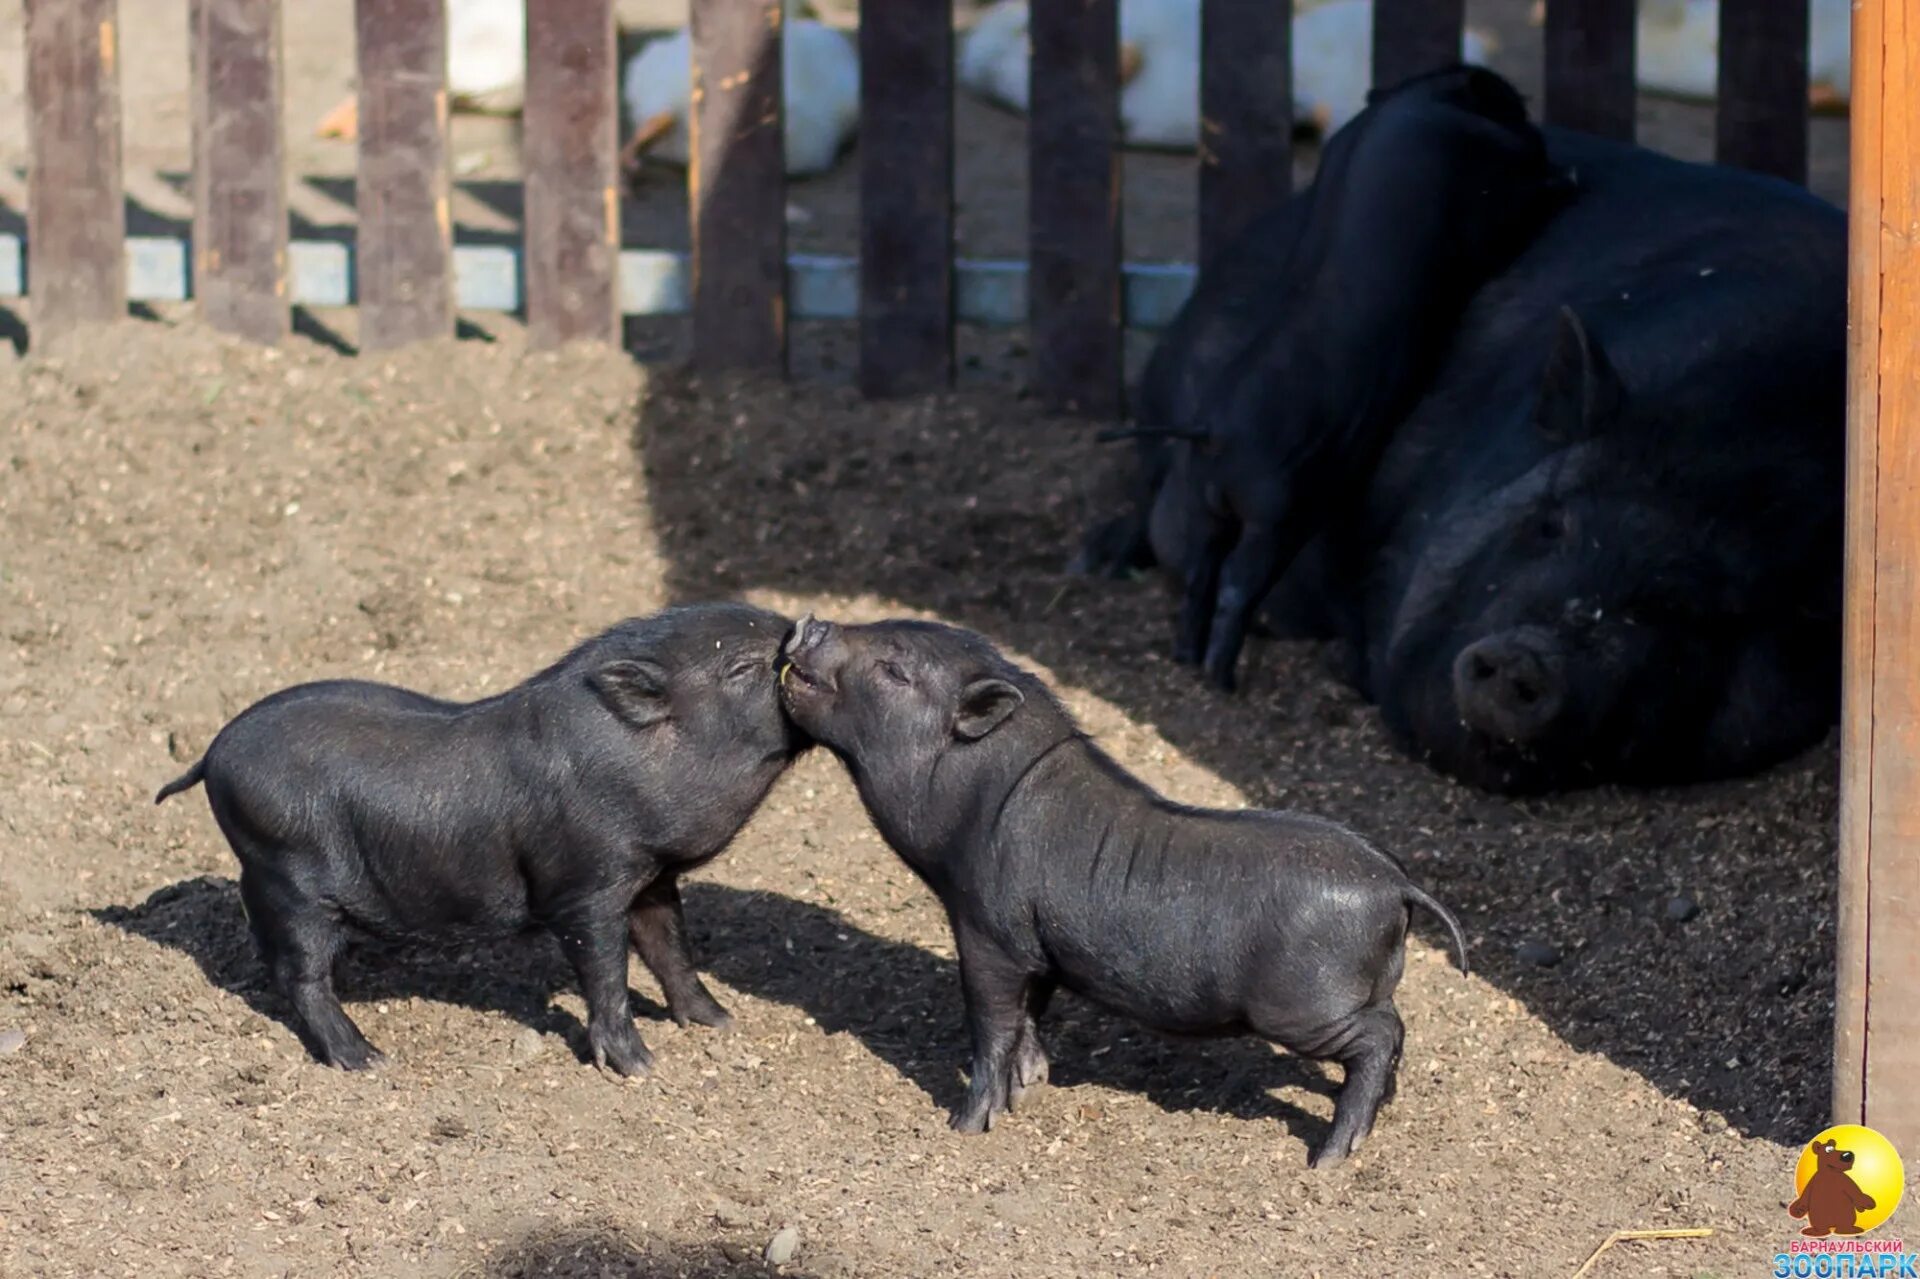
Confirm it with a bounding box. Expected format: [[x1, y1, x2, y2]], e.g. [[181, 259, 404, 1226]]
[[777, 614, 1467, 1167], [155, 602, 804, 1076]]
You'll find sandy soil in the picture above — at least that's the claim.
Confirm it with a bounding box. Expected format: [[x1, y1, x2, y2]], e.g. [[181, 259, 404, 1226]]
[[0, 2, 1893, 1277]]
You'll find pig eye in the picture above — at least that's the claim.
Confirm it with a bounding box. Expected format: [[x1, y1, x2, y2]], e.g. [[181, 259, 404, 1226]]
[[878, 659, 912, 686], [725, 659, 762, 682]]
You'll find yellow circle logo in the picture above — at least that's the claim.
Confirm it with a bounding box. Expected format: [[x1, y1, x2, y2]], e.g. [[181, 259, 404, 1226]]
[[1791, 1125, 1906, 1236]]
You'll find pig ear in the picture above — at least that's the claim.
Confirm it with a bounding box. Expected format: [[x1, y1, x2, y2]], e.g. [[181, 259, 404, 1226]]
[[952, 678, 1024, 741], [589, 658, 672, 729], [1535, 305, 1623, 442]]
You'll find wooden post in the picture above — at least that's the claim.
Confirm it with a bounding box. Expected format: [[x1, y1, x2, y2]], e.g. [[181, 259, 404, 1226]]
[[1543, 0, 1637, 142], [525, 0, 619, 349], [858, 0, 954, 398], [1029, 0, 1122, 417], [1838, 0, 1920, 1153], [191, 0, 288, 343], [1371, 0, 1463, 93], [1715, 0, 1809, 185], [25, 0, 125, 346], [1199, 0, 1291, 267], [690, 0, 787, 374], [355, 0, 453, 351]]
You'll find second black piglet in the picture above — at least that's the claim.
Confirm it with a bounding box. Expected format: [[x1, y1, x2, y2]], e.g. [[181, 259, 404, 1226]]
[[155, 602, 803, 1076], [778, 615, 1467, 1168]]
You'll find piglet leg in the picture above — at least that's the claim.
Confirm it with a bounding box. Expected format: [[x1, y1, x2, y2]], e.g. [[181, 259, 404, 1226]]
[[555, 906, 655, 1078], [1009, 979, 1056, 1110], [950, 932, 1032, 1133], [629, 877, 733, 1030]]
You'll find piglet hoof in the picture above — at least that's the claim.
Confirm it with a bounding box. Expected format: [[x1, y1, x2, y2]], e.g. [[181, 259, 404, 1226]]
[[1306, 1136, 1353, 1170], [590, 1031, 656, 1079], [671, 995, 736, 1032], [1201, 654, 1240, 693], [325, 1043, 388, 1073], [948, 1105, 995, 1135]]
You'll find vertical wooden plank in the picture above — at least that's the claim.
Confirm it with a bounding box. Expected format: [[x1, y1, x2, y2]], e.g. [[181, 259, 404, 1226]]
[[525, 0, 619, 349], [355, 0, 453, 351], [690, 0, 787, 373], [1029, 0, 1121, 417], [859, 0, 953, 397], [24, 0, 125, 345], [191, 0, 288, 343], [1846, 0, 1920, 1153], [1542, 0, 1636, 142], [1371, 0, 1464, 93], [1835, 0, 1883, 1138], [1199, 0, 1291, 267], [1715, 0, 1809, 184]]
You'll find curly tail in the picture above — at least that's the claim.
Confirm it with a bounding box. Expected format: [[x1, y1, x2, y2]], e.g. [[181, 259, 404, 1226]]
[[1405, 884, 1469, 976], [154, 758, 207, 805]]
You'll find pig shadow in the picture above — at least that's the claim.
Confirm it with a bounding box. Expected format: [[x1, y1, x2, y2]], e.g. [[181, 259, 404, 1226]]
[[478, 1221, 824, 1278], [93, 875, 685, 1065], [629, 370, 1838, 1146], [680, 884, 1338, 1148]]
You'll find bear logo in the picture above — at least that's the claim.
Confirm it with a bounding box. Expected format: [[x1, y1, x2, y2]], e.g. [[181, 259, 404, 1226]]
[[1788, 1138, 1878, 1237]]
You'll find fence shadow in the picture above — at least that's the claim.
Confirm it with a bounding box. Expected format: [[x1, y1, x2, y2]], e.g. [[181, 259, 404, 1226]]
[[629, 368, 1839, 1148]]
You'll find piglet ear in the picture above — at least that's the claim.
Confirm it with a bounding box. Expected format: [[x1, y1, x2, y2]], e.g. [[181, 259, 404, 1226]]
[[1535, 305, 1623, 442], [953, 677, 1024, 741], [589, 658, 672, 729]]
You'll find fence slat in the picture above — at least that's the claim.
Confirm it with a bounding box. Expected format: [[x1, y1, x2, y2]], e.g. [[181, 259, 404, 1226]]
[[355, 0, 453, 351], [525, 0, 618, 348], [25, 0, 124, 345], [191, 0, 287, 343], [1716, 0, 1809, 184], [1030, 0, 1121, 417], [1371, 0, 1464, 92], [1199, 0, 1291, 266], [859, 0, 953, 397], [1543, 0, 1637, 141], [690, 0, 787, 373]]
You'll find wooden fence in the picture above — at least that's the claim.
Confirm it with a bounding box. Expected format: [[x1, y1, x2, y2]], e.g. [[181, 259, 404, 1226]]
[[7, 0, 1816, 414]]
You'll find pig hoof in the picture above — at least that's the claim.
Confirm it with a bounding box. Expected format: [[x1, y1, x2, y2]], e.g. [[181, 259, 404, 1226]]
[[673, 999, 735, 1031], [327, 1043, 387, 1072], [949, 1105, 995, 1134], [592, 1035, 655, 1079]]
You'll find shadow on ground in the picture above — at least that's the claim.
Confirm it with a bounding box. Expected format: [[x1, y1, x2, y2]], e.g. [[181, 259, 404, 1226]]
[[628, 367, 1839, 1147], [471, 1221, 825, 1279]]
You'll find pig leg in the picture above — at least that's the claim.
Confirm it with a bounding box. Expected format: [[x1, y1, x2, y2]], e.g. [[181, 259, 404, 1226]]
[[950, 933, 1032, 1133], [1201, 523, 1296, 691], [1009, 979, 1056, 1109], [627, 877, 734, 1030], [554, 906, 655, 1077], [239, 865, 383, 1071], [1173, 513, 1235, 667], [1300, 1004, 1404, 1168]]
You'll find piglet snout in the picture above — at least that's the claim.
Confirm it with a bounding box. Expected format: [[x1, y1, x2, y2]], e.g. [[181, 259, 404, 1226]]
[[786, 613, 833, 658]]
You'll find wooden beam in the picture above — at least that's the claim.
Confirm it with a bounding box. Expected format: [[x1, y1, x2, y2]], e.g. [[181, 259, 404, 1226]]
[[525, 0, 619, 349], [1542, 0, 1637, 142], [858, 0, 954, 398], [1371, 0, 1464, 93], [1199, 0, 1291, 267], [354, 0, 453, 351], [690, 0, 787, 373], [1029, 0, 1122, 417], [1840, 0, 1920, 1152], [1715, 0, 1809, 185], [191, 0, 288, 343], [24, 0, 125, 346]]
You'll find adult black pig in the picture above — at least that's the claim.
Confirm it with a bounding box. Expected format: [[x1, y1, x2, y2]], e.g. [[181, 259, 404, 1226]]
[[1083, 124, 1846, 793], [154, 603, 803, 1074], [778, 614, 1467, 1168], [1095, 65, 1573, 692]]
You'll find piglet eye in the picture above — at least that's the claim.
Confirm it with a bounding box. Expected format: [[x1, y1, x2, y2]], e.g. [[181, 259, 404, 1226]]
[[726, 659, 761, 681], [879, 660, 911, 686]]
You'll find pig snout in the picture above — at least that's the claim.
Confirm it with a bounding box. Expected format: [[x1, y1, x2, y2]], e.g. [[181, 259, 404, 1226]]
[[786, 613, 833, 659], [1452, 628, 1566, 745], [780, 613, 843, 694]]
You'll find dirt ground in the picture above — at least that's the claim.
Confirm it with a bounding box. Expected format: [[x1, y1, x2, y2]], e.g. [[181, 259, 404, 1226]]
[[0, 1, 1894, 1277]]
